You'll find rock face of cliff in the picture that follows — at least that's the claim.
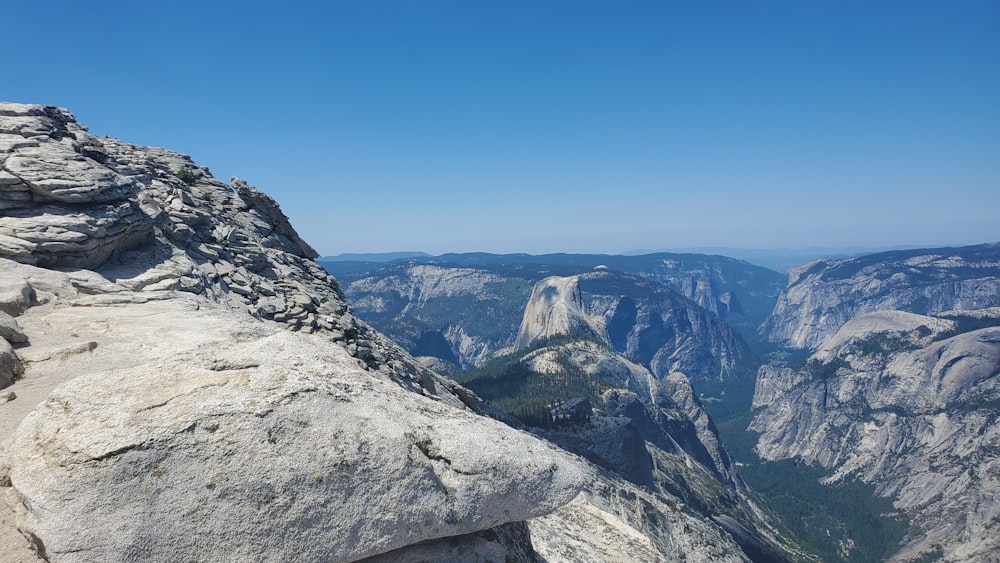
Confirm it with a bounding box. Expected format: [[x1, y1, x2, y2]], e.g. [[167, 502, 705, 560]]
[[340, 263, 756, 388], [751, 309, 1000, 562], [760, 244, 1000, 350], [514, 275, 603, 350], [519, 272, 756, 385], [0, 102, 777, 562]]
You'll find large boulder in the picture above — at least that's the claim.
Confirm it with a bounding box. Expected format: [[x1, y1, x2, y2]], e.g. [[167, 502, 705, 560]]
[[6, 324, 583, 562], [0, 311, 26, 344]]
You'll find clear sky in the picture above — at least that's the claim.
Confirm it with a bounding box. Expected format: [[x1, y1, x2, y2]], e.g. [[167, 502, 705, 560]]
[[4, 1, 998, 256]]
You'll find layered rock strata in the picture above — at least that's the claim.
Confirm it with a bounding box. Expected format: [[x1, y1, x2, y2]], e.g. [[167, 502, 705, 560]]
[[0, 102, 469, 407]]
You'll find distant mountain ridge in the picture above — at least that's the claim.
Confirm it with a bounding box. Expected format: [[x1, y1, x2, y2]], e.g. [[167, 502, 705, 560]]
[[321, 251, 431, 262], [761, 243, 1000, 350], [327, 261, 761, 385], [625, 246, 930, 272], [322, 250, 786, 342], [322, 245, 940, 273]]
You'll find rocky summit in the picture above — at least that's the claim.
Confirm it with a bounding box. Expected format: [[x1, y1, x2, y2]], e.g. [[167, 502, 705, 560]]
[[0, 102, 785, 562]]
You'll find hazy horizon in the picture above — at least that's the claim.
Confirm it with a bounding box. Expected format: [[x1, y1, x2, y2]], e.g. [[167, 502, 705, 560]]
[[4, 1, 998, 255], [322, 241, 994, 258], [320, 242, 1000, 274]]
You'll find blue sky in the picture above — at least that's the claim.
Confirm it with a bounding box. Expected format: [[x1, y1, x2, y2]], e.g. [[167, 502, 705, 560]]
[[4, 1, 998, 256]]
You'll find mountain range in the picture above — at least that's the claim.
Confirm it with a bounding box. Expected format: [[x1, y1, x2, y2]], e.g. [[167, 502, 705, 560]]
[[322, 243, 1000, 561]]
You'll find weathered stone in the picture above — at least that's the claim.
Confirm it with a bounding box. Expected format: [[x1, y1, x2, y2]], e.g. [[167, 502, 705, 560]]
[[231, 177, 318, 259], [4, 145, 138, 204], [0, 312, 27, 343], [0, 202, 152, 268], [0, 170, 32, 212], [0, 233, 35, 260], [530, 481, 753, 563], [7, 322, 583, 562], [0, 275, 35, 316], [0, 103, 51, 118]]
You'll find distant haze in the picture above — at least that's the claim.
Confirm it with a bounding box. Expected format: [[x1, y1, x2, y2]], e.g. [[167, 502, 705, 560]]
[[4, 2, 997, 255], [625, 246, 929, 272], [320, 245, 935, 273]]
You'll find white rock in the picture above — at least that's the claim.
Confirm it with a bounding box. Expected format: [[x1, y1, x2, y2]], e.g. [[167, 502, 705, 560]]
[[514, 275, 604, 350], [6, 312, 583, 562]]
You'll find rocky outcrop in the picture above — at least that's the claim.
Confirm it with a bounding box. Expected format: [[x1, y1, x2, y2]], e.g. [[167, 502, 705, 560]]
[[230, 177, 318, 259], [0, 102, 469, 409], [514, 275, 603, 350], [750, 311, 1000, 561], [0, 338, 21, 389], [531, 482, 753, 563], [761, 244, 1000, 350], [0, 270, 29, 390], [5, 294, 581, 562], [0, 104, 152, 268]]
